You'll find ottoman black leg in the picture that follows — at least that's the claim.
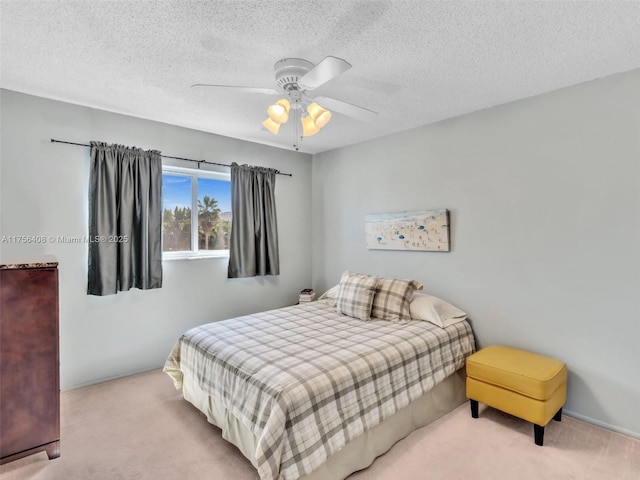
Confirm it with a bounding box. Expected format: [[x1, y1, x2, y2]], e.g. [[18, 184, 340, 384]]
[[534, 424, 545, 446], [553, 407, 563, 422], [470, 399, 479, 418]]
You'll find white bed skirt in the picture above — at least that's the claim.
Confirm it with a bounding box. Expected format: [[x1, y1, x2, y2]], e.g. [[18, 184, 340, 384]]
[[177, 367, 467, 480]]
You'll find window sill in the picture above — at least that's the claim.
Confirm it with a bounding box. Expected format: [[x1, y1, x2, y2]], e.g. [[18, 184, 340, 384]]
[[163, 251, 229, 261]]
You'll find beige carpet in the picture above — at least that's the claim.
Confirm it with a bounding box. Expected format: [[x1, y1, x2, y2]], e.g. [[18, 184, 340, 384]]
[[2, 369, 639, 480]]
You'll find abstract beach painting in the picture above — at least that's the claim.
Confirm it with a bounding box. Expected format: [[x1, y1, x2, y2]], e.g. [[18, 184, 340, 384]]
[[365, 209, 450, 251]]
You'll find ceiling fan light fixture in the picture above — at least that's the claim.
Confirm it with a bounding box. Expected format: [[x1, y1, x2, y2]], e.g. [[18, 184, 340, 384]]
[[307, 102, 332, 128], [193, 55, 378, 150], [268, 98, 290, 124], [262, 117, 281, 135], [301, 115, 320, 136]]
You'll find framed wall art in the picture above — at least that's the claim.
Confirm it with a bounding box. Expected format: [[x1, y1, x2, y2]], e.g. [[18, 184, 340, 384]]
[[365, 209, 450, 252]]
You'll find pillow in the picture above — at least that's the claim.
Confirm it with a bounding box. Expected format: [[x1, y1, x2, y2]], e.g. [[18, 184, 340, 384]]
[[336, 271, 379, 321], [318, 284, 340, 300], [371, 278, 424, 323], [409, 293, 467, 328]]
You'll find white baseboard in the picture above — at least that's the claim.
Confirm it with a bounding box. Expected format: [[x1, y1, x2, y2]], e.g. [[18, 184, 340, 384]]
[[62, 365, 161, 391], [564, 409, 640, 440]]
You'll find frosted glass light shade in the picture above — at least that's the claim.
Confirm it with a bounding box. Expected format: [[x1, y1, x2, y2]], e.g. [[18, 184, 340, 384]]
[[301, 115, 320, 136], [268, 99, 290, 124], [307, 102, 332, 128], [262, 117, 280, 135]]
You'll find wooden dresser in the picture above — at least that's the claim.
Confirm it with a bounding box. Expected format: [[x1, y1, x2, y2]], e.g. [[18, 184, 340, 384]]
[[0, 256, 60, 464]]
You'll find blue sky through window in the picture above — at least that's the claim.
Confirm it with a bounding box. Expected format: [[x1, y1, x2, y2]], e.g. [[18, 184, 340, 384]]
[[162, 174, 231, 213]]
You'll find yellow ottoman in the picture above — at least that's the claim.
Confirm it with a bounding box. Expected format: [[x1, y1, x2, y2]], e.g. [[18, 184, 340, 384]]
[[466, 345, 567, 446]]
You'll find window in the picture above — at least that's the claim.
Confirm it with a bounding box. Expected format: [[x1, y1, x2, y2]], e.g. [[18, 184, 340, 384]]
[[162, 166, 231, 258]]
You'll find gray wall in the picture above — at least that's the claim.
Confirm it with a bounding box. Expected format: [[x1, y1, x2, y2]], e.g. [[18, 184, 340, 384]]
[[2, 68, 639, 438], [0, 89, 313, 390], [311, 69, 640, 438]]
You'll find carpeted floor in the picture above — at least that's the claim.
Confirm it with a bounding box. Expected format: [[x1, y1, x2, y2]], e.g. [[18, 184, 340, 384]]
[[1, 369, 639, 480]]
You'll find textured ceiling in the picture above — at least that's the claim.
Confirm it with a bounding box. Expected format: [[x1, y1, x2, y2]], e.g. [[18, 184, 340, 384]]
[[1, 1, 639, 154]]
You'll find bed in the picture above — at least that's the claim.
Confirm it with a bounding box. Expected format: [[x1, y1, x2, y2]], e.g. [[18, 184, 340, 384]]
[[164, 276, 476, 480]]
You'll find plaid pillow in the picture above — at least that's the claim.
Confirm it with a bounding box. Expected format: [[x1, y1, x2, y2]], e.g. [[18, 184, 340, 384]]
[[336, 271, 379, 321], [371, 278, 424, 323]]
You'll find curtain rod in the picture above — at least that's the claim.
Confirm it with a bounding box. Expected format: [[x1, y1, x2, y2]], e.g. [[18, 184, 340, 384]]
[[50, 138, 293, 177]]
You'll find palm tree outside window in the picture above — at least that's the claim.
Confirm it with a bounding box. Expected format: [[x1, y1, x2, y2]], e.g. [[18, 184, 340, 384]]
[[162, 166, 231, 258], [198, 195, 221, 250]]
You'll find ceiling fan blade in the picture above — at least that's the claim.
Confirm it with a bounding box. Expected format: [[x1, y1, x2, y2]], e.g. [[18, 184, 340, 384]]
[[314, 96, 378, 122], [298, 56, 352, 90], [191, 84, 279, 95]]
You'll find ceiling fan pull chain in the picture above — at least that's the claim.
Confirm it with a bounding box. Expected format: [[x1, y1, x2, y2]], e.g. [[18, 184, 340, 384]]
[[293, 99, 300, 151]]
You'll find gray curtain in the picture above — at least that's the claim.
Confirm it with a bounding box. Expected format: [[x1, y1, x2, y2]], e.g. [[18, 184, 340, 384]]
[[87, 141, 163, 295], [227, 163, 280, 278]]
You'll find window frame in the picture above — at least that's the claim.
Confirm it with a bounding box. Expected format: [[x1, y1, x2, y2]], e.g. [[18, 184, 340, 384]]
[[161, 165, 231, 260]]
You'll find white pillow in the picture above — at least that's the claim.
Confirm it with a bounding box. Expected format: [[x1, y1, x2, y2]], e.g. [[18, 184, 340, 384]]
[[318, 284, 340, 300], [409, 293, 467, 328]]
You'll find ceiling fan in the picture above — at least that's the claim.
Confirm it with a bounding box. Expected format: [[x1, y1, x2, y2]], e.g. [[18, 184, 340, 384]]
[[192, 56, 378, 150]]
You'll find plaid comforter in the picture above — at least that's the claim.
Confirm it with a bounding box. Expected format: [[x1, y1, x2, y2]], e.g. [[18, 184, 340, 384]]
[[164, 300, 475, 480]]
